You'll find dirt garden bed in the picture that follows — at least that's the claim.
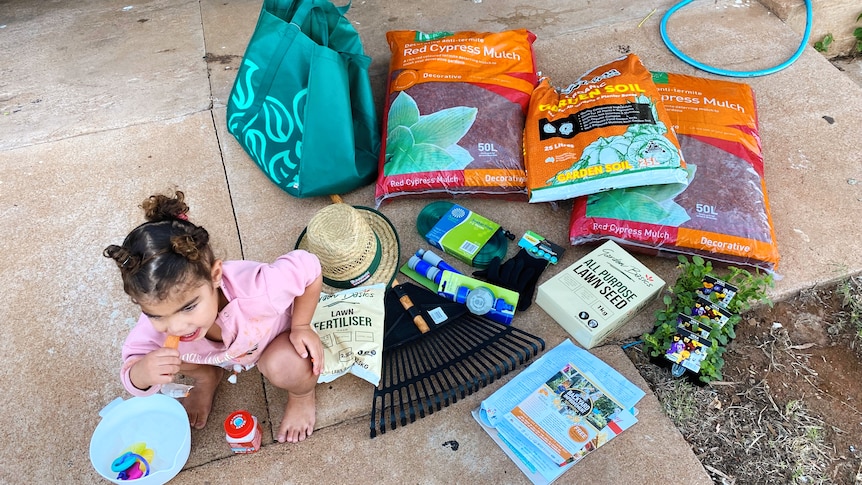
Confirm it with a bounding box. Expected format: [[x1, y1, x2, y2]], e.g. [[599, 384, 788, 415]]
[[626, 275, 862, 484]]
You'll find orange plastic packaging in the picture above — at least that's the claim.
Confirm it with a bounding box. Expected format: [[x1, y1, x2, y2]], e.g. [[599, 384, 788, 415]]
[[523, 54, 689, 203], [374, 29, 538, 206], [570, 72, 780, 273]]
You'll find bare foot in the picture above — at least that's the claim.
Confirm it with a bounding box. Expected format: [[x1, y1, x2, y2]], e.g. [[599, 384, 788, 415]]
[[181, 366, 222, 429], [277, 389, 316, 443]]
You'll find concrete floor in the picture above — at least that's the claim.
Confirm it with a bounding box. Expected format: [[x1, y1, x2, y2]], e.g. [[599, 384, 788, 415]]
[[1, 0, 861, 483]]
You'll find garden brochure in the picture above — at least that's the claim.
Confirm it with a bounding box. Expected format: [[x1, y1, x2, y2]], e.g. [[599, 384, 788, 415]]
[[472, 339, 645, 484]]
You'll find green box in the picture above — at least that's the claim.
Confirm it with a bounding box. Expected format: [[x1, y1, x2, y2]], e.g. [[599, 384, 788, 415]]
[[424, 204, 500, 265]]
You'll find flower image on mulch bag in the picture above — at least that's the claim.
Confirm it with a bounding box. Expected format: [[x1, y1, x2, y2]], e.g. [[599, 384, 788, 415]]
[[311, 284, 386, 386], [569, 72, 780, 274], [524, 54, 689, 203], [374, 29, 539, 206]]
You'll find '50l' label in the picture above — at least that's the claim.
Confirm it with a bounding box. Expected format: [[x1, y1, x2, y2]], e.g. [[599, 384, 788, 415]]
[[477, 142, 498, 157], [695, 203, 718, 220]]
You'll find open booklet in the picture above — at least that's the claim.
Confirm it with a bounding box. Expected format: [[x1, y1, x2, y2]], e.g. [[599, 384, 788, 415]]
[[472, 339, 645, 484]]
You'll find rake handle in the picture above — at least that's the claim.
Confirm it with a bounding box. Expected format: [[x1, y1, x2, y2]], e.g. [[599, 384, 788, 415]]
[[393, 278, 430, 334]]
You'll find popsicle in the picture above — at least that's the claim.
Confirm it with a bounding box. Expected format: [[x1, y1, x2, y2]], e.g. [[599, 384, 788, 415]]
[[164, 335, 180, 349], [160, 334, 192, 398]]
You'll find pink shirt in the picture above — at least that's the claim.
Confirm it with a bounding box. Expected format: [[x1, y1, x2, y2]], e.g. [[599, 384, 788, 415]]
[[120, 250, 321, 396]]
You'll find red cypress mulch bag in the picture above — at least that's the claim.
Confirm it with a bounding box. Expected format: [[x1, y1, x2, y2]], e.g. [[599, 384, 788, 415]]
[[374, 30, 538, 206], [569, 72, 780, 273], [523, 54, 689, 203]]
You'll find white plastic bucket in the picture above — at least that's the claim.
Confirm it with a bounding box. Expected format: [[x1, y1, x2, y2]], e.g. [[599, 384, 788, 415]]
[[89, 394, 191, 484]]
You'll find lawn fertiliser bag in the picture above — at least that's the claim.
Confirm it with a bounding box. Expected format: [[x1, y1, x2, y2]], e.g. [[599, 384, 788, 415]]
[[374, 30, 538, 206], [312, 285, 386, 386], [570, 72, 780, 273], [524, 54, 689, 203]]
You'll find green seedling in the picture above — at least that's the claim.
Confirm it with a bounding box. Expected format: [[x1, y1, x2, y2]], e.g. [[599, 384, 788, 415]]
[[814, 33, 833, 53], [642, 255, 773, 383], [855, 12, 862, 53], [836, 276, 862, 337]]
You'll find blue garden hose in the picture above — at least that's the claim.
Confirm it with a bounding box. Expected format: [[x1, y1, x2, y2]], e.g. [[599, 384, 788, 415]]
[[660, 0, 813, 77], [621, 340, 643, 350]]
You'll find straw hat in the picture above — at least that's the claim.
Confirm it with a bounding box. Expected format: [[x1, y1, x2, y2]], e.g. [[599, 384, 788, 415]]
[[295, 203, 400, 292]]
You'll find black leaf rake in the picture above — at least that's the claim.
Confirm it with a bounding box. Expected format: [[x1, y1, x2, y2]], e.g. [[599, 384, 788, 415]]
[[370, 281, 545, 437]]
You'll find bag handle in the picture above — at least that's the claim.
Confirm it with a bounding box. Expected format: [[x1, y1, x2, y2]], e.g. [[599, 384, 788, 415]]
[[293, 0, 351, 18], [290, 0, 350, 47]]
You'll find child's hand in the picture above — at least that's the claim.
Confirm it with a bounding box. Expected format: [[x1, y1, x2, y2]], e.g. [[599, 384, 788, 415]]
[[129, 347, 182, 390], [289, 326, 324, 376]]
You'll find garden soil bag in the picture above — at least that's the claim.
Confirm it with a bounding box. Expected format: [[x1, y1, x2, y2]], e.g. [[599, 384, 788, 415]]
[[523, 54, 689, 203], [374, 30, 538, 206], [569, 72, 780, 273]]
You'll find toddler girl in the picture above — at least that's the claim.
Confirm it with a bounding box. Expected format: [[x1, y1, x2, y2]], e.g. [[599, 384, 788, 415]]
[[104, 190, 323, 443]]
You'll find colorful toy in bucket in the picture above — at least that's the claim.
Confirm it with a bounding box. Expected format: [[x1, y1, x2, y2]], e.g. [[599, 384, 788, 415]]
[[112, 442, 154, 480], [89, 394, 190, 484]]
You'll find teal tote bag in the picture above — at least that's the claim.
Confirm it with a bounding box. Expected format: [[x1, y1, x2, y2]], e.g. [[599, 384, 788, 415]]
[[226, 0, 380, 198]]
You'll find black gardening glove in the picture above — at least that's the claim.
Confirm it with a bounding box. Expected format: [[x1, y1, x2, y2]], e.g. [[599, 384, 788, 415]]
[[473, 249, 549, 311]]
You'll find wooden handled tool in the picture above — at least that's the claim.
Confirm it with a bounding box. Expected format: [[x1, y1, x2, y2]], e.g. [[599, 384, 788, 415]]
[[392, 277, 430, 333]]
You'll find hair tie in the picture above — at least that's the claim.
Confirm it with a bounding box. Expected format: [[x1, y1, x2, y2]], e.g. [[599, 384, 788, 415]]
[[177, 213, 189, 221]]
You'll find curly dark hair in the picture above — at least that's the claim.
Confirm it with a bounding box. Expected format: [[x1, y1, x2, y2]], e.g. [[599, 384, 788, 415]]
[[103, 190, 216, 301]]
